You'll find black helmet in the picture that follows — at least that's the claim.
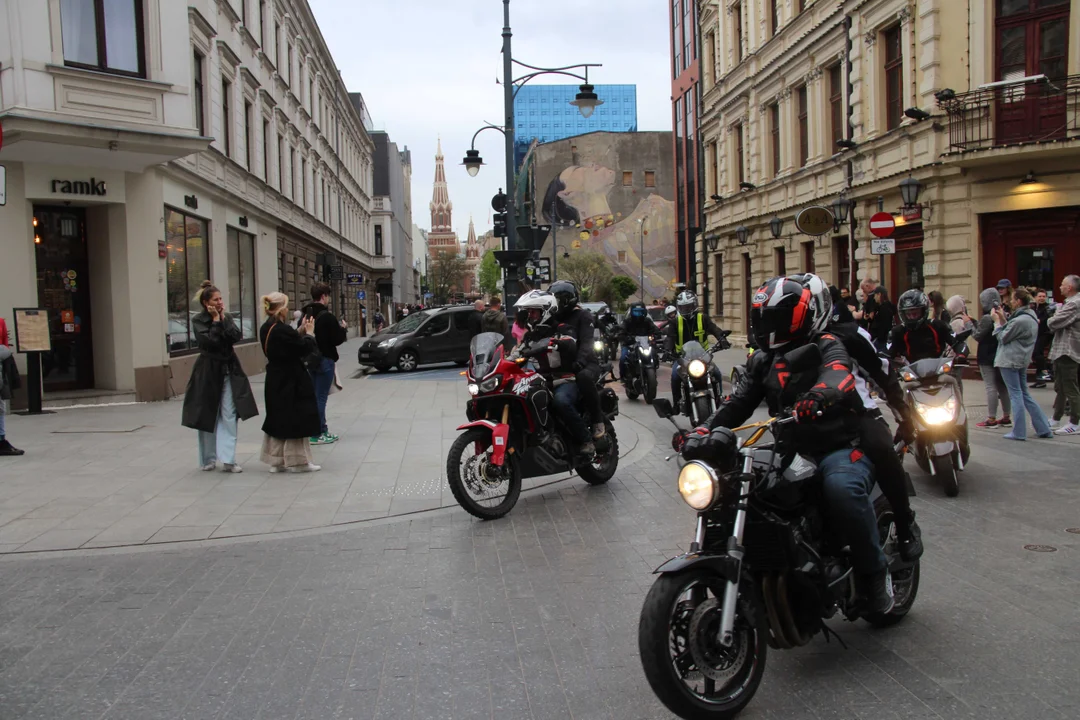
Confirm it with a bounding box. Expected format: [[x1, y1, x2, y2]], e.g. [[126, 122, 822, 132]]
[[749, 275, 829, 351], [549, 280, 579, 319], [897, 289, 929, 330]]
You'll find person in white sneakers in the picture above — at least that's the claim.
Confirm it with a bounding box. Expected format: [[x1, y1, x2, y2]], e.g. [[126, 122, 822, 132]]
[[1048, 274, 1080, 435]]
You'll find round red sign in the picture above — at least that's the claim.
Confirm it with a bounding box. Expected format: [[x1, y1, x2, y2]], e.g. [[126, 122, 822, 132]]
[[869, 212, 896, 238]]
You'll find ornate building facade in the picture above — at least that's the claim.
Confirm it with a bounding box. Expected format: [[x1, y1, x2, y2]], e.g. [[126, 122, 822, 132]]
[[427, 139, 458, 258]]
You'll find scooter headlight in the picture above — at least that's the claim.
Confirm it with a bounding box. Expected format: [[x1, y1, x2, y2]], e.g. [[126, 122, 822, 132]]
[[915, 396, 957, 425], [678, 461, 720, 510], [900, 368, 918, 383], [939, 358, 954, 374], [688, 359, 707, 378]]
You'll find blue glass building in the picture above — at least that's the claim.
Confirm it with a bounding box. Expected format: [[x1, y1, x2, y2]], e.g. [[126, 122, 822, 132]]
[[514, 84, 637, 168]]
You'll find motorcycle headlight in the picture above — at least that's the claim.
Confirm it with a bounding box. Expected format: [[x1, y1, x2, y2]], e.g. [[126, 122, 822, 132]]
[[378, 337, 398, 348], [467, 383, 479, 397], [915, 396, 957, 425], [678, 461, 720, 511], [688, 359, 707, 378], [478, 375, 502, 394], [639, 346, 652, 357], [593, 340, 605, 352]]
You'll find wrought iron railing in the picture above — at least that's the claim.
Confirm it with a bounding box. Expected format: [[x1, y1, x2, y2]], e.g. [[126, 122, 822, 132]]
[[936, 74, 1080, 153]]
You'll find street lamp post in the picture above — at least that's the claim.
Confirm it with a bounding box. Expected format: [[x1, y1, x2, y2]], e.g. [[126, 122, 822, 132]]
[[637, 217, 648, 302], [552, 243, 569, 282]]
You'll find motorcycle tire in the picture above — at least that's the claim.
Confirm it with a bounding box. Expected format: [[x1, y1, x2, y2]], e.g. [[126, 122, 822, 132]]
[[693, 397, 714, 426], [864, 496, 921, 628], [625, 381, 640, 401], [639, 570, 767, 720], [644, 368, 658, 404], [931, 454, 959, 497], [577, 421, 618, 486], [446, 429, 522, 520]]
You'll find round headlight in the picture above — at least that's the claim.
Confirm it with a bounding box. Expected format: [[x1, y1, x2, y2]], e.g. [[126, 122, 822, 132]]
[[688, 359, 707, 378], [593, 340, 605, 352], [467, 383, 479, 396], [678, 461, 719, 510]]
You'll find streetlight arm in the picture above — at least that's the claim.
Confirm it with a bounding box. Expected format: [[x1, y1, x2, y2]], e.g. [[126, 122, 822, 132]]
[[509, 63, 603, 99], [469, 124, 507, 149]]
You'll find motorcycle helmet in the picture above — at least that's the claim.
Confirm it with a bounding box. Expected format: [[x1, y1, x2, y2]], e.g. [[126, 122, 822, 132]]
[[515, 290, 558, 330], [749, 275, 830, 352], [549, 280, 579, 319], [628, 301, 648, 321], [676, 290, 698, 318], [664, 305, 677, 321], [897, 289, 930, 330]]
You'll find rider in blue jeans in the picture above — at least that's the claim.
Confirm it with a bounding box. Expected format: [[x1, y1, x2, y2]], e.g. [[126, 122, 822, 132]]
[[301, 283, 348, 445]]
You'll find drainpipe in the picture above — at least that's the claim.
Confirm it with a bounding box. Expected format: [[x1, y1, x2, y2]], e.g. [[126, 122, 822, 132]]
[[844, 14, 856, 289]]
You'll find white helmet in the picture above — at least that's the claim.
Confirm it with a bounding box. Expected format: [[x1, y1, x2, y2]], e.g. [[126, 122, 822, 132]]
[[664, 305, 676, 319], [515, 290, 558, 330], [676, 290, 698, 318]]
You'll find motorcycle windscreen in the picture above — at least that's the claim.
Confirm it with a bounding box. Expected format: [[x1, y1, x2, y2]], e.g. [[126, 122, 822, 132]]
[[681, 341, 709, 362], [470, 332, 506, 379], [635, 335, 652, 349], [907, 357, 947, 379]]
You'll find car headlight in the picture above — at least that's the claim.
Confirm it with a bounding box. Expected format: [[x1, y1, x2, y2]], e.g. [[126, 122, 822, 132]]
[[678, 461, 720, 510], [477, 375, 502, 394], [915, 396, 957, 425], [467, 383, 480, 396], [688, 359, 707, 378], [593, 340, 605, 352], [378, 337, 398, 348]]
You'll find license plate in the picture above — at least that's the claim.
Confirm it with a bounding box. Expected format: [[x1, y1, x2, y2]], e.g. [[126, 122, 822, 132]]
[[359, 353, 371, 360]]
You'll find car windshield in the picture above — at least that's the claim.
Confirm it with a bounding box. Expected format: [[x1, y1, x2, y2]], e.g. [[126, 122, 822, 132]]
[[470, 332, 506, 379], [681, 341, 710, 362], [385, 311, 431, 334], [581, 302, 608, 316], [647, 307, 665, 322]]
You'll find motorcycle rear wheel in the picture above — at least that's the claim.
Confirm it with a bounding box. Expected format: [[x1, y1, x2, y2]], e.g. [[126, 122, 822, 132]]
[[577, 421, 618, 485], [639, 570, 767, 720], [931, 454, 959, 497], [446, 429, 522, 520], [644, 368, 658, 404]]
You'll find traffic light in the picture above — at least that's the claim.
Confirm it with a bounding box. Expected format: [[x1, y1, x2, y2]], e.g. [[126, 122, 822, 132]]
[[493, 211, 507, 238], [492, 190, 508, 238]]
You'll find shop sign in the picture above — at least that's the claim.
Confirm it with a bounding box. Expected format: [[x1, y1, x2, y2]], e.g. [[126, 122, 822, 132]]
[[51, 178, 108, 196], [795, 206, 835, 236], [902, 205, 923, 222], [346, 273, 364, 285]]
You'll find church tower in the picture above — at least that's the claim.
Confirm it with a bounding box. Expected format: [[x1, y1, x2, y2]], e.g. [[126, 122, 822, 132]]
[[427, 138, 458, 258], [463, 215, 482, 296]]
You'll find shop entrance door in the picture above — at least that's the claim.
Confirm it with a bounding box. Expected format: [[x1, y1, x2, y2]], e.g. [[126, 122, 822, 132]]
[[34, 206, 94, 391], [982, 208, 1080, 301]]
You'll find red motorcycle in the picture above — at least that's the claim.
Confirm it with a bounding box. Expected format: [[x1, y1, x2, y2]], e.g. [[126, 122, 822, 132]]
[[447, 332, 620, 519]]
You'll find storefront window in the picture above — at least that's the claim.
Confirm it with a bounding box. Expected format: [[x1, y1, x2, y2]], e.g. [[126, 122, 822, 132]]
[[227, 228, 257, 341], [60, 0, 145, 77], [166, 208, 209, 354]]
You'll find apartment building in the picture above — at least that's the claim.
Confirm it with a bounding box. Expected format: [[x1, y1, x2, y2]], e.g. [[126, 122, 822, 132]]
[[698, 0, 1079, 339], [0, 0, 377, 401]]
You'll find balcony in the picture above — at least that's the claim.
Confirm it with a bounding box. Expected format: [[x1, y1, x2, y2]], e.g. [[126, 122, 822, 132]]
[[938, 75, 1080, 161]]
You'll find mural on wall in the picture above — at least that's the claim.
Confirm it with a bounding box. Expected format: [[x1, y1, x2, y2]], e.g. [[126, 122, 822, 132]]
[[542, 164, 676, 303]]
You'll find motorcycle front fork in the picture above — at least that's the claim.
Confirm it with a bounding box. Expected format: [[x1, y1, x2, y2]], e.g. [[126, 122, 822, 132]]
[[716, 455, 753, 647]]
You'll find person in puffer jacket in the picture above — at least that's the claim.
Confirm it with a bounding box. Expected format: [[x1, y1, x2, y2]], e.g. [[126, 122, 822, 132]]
[[973, 288, 1012, 428], [947, 295, 974, 361], [992, 287, 1053, 440]]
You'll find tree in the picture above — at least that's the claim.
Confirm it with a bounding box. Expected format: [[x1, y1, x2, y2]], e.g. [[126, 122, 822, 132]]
[[609, 276, 638, 310], [478, 250, 500, 297], [428, 250, 468, 305], [558, 252, 613, 302]]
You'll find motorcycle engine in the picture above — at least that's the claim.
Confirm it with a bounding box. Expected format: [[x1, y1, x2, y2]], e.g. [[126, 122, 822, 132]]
[[541, 433, 569, 460]]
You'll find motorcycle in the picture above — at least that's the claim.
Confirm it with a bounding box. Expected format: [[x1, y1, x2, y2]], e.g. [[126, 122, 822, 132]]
[[447, 332, 620, 520], [622, 335, 660, 403], [638, 345, 919, 720], [729, 345, 756, 391], [593, 323, 621, 365], [673, 336, 731, 425], [896, 330, 972, 498]]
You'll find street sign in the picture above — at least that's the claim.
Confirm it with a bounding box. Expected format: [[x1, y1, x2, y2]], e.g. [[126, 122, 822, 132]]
[[346, 273, 363, 285], [870, 238, 896, 255], [795, 206, 835, 236], [356, 290, 366, 300], [329, 265, 344, 280], [869, 212, 896, 238]]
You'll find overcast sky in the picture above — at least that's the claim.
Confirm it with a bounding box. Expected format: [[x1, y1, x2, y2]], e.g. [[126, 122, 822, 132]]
[[308, 0, 672, 243]]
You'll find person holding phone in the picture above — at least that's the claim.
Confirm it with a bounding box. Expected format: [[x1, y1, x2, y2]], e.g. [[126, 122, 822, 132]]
[[974, 288, 1012, 428], [993, 288, 1053, 440]]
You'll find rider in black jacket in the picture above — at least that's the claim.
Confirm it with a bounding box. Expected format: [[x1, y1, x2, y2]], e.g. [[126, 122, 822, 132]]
[[619, 302, 661, 378], [549, 281, 607, 455], [663, 290, 728, 411], [686, 274, 894, 614], [888, 290, 957, 363]]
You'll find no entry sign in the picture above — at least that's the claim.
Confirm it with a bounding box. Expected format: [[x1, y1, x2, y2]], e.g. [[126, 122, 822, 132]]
[[869, 212, 896, 238]]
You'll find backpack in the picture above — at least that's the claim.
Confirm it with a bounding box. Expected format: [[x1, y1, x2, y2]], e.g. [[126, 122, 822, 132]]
[[303, 309, 328, 373]]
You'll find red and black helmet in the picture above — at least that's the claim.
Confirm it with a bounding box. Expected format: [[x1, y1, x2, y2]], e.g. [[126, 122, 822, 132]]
[[749, 275, 831, 351]]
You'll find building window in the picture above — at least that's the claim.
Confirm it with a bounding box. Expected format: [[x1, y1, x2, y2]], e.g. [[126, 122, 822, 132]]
[[273, 21, 280, 66], [734, 2, 743, 62], [226, 228, 257, 341], [645, 170, 656, 188], [244, 100, 253, 168], [775, 247, 786, 276], [60, 0, 145, 77], [714, 253, 724, 317], [707, 142, 718, 196], [704, 31, 716, 87], [165, 208, 209, 354], [672, 0, 681, 77], [259, 0, 265, 46], [884, 25, 904, 131], [262, 118, 270, 181], [683, 0, 693, 69], [734, 122, 745, 185], [829, 64, 845, 150], [192, 50, 205, 135], [374, 225, 384, 256], [278, 137, 285, 190], [797, 85, 809, 167], [770, 0, 780, 37], [769, 103, 781, 177], [286, 42, 294, 86], [623, 171, 633, 186], [289, 147, 296, 197], [221, 78, 232, 157]]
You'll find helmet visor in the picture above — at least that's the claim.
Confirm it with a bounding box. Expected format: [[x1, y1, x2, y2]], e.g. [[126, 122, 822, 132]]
[[751, 306, 796, 351], [902, 307, 924, 323]]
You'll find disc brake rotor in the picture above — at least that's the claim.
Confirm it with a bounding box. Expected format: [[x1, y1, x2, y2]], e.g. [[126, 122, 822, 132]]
[[688, 598, 749, 682], [462, 452, 506, 493]]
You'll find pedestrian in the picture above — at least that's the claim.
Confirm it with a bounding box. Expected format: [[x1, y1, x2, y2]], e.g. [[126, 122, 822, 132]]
[[1031, 289, 1053, 388], [861, 286, 896, 351], [840, 286, 859, 313], [300, 283, 347, 445], [373, 309, 385, 333], [258, 292, 322, 473], [511, 308, 528, 346], [928, 291, 949, 324], [946, 294, 974, 360], [1047, 274, 1080, 435], [996, 278, 1013, 308], [0, 315, 24, 457], [829, 286, 855, 324], [468, 298, 485, 337], [992, 288, 1053, 441], [974, 288, 1012, 428], [181, 281, 259, 472]]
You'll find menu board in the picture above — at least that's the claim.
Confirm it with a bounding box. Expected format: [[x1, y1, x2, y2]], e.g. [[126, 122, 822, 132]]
[[13, 308, 52, 353]]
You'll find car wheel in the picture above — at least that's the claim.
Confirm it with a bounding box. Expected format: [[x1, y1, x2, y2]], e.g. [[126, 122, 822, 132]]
[[397, 349, 419, 372]]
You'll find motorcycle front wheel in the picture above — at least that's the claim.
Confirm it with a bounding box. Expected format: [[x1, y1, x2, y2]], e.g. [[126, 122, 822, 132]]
[[639, 570, 767, 720], [644, 367, 658, 404], [693, 397, 714, 426], [931, 454, 959, 497], [446, 429, 522, 520], [864, 496, 921, 627], [577, 421, 618, 485]]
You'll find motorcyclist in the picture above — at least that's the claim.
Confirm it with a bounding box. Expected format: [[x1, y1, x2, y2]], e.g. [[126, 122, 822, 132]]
[[888, 289, 957, 364], [663, 290, 727, 411], [664, 305, 677, 325], [595, 307, 621, 365], [548, 281, 607, 455], [685, 275, 895, 614], [619, 302, 661, 380]]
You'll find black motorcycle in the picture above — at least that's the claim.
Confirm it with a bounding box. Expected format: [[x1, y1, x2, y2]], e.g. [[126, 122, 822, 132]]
[[638, 344, 919, 720], [672, 336, 730, 425], [621, 335, 660, 403]]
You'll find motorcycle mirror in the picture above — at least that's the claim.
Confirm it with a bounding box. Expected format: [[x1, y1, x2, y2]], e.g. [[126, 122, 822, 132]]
[[954, 329, 973, 344], [783, 343, 823, 374], [652, 398, 674, 418]]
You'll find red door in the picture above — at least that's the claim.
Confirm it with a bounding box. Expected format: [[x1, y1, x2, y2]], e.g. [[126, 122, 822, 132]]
[[994, 0, 1070, 145], [981, 208, 1080, 297]]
